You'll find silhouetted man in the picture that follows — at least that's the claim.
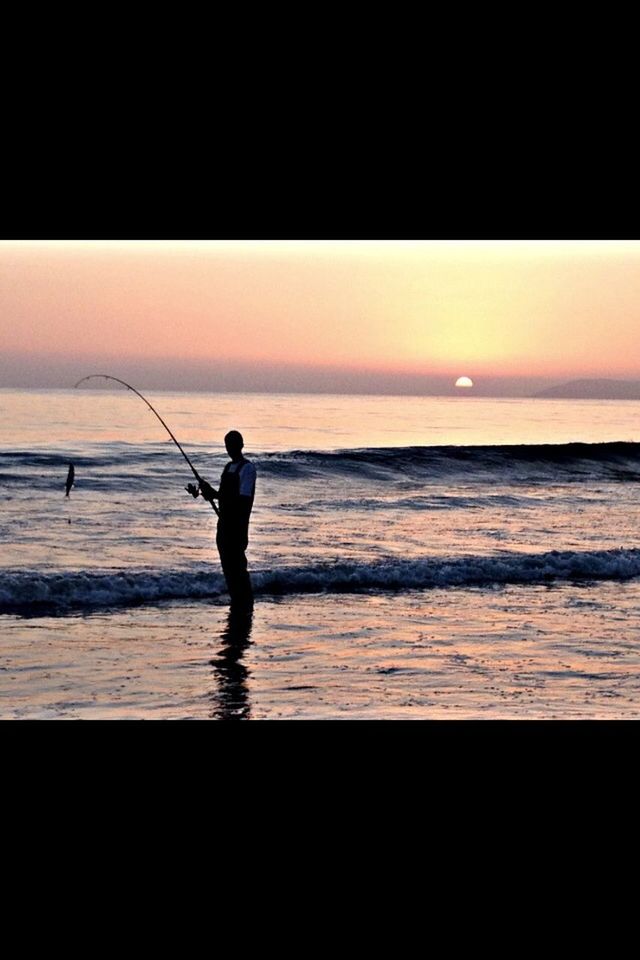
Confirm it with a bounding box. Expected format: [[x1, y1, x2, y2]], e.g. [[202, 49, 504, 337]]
[[199, 431, 256, 606]]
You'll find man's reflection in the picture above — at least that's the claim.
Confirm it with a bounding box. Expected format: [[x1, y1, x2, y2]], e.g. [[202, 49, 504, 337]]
[[210, 602, 254, 720]]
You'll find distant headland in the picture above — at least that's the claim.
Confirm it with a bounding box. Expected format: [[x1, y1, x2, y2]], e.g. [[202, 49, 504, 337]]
[[534, 379, 640, 400]]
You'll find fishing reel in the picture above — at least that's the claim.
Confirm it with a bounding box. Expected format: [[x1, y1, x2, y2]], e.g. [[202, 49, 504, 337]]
[[186, 482, 200, 499]]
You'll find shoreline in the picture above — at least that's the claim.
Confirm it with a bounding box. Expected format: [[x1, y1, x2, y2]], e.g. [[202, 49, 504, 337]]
[[3, 584, 640, 720]]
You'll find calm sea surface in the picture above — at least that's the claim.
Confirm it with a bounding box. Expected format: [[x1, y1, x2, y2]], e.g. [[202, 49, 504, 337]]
[[3, 389, 640, 719]]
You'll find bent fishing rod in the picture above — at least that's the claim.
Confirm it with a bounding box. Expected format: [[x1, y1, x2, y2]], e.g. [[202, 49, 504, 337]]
[[75, 374, 219, 516]]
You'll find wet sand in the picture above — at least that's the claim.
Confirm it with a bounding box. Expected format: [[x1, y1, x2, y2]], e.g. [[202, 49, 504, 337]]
[[3, 581, 640, 719]]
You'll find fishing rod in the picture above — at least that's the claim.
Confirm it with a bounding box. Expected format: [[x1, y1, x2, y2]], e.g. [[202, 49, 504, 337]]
[[75, 374, 219, 516]]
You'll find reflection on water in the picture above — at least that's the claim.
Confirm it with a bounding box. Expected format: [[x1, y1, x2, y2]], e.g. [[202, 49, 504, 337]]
[[5, 389, 640, 450], [209, 603, 254, 720]]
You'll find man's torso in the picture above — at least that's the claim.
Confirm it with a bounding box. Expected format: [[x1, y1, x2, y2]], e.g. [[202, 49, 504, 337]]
[[218, 458, 256, 522]]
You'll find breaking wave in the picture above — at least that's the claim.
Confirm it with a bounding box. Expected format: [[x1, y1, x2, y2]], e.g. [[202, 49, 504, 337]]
[[4, 441, 640, 491], [258, 442, 640, 483], [4, 547, 640, 616]]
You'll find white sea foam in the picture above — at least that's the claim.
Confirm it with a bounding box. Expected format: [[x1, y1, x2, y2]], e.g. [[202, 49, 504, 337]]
[[3, 548, 640, 615]]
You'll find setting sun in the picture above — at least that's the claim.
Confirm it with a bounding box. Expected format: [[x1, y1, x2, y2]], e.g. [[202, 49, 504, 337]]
[[4, 240, 640, 393], [455, 376, 474, 388]]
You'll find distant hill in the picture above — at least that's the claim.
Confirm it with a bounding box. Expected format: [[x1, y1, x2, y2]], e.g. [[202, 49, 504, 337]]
[[534, 379, 640, 400]]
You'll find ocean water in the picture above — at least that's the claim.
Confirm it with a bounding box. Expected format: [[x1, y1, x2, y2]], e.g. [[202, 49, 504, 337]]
[[3, 388, 640, 719]]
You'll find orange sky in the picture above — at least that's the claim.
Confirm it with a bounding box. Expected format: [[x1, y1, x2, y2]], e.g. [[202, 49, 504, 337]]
[[2, 240, 640, 391]]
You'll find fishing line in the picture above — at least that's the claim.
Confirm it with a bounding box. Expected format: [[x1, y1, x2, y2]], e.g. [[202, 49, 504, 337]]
[[75, 374, 219, 516]]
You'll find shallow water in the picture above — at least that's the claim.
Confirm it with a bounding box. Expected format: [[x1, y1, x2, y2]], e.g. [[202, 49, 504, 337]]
[[3, 583, 640, 720]]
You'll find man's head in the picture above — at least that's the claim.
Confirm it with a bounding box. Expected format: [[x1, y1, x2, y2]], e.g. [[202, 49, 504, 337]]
[[225, 430, 244, 459]]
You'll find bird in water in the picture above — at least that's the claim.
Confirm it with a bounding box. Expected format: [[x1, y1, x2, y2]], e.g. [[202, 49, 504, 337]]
[[65, 463, 75, 497]]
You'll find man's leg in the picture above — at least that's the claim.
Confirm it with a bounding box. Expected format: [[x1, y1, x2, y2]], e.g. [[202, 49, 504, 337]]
[[217, 530, 252, 605]]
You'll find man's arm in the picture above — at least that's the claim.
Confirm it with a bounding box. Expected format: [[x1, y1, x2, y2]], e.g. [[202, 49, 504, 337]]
[[199, 479, 219, 503], [237, 494, 253, 525]]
